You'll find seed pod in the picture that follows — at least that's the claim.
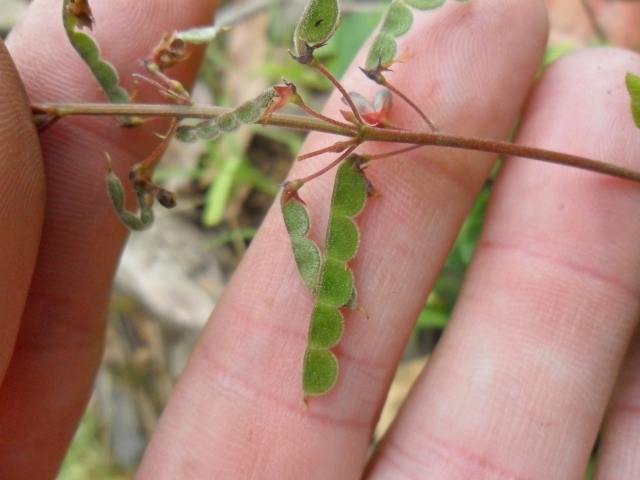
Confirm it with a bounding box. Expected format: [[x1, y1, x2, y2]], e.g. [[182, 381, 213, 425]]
[[175, 88, 278, 142], [281, 155, 372, 399], [62, 0, 140, 126], [293, 0, 340, 57]]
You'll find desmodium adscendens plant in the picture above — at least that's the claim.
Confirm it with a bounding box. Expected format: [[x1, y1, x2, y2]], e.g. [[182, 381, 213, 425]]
[[30, 0, 640, 401]]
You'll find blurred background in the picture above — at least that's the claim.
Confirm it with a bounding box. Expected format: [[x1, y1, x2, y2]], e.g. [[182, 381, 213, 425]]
[[2, 0, 640, 477]]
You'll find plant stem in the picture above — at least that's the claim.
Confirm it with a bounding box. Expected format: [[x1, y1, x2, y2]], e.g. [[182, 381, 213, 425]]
[[312, 61, 364, 125], [362, 126, 640, 183], [32, 102, 640, 184]]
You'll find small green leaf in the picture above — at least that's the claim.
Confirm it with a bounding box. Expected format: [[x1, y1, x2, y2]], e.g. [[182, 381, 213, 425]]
[[303, 348, 338, 395], [309, 304, 344, 348], [405, 0, 446, 10], [202, 150, 242, 227], [381, 1, 413, 38], [626, 72, 640, 129], [294, 0, 340, 54]]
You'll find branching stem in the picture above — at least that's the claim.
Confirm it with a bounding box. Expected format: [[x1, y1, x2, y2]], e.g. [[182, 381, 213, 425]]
[[297, 146, 357, 184], [32, 102, 640, 184], [294, 95, 357, 131]]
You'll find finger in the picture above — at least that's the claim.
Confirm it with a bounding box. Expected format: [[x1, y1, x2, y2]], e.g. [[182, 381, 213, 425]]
[[595, 326, 640, 479], [139, 1, 547, 477], [0, 1, 215, 477], [367, 48, 640, 479], [0, 40, 45, 382]]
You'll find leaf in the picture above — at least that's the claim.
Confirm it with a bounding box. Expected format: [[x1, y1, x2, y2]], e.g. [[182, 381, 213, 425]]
[[202, 149, 243, 227], [293, 0, 340, 55], [626, 72, 640, 129]]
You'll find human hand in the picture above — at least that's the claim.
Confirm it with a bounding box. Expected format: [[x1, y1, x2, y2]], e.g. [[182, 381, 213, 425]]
[[2, 0, 640, 479], [137, 1, 640, 478], [0, 1, 214, 478]]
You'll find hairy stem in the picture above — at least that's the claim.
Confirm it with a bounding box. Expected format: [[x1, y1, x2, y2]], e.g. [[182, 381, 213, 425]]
[[32, 102, 640, 184], [312, 61, 364, 125]]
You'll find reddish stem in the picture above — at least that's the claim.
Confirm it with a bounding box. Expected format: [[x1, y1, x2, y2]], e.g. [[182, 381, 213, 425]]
[[294, 97, 357, 131], [297, 146, 357, 185], [297, 139, 360, 161], [383, 81, 438, 132], [313, 61, 364, 125]]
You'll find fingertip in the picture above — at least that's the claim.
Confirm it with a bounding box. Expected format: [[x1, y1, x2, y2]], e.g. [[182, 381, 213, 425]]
[[0, 38, 45, 380]]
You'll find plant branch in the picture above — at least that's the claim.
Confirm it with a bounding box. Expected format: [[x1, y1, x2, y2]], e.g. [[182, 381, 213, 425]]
[[32, 102, 640, 184]]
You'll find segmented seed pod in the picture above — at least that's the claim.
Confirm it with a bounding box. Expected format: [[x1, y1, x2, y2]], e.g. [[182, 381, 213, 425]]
[[281, 155, 371, 399], [62, 0, 140, 126], [175, 88, 278, 142]]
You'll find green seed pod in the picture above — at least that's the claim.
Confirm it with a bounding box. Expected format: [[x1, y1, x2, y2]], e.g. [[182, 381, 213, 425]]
[[302, 348, 338, 395], [364, 0, 452, 72], [175, 88, 278, 144], [215, 112, 241, 133], [293, 0, 340, 56], [235, 101, 262, 124], [282, 199, 322, 292], [365, 33, 398, 71], [325, 215, 359, 262], [254, 88, 279, 108], [175, 125, 200, 142], [330, 158, 368, 217], [194, 120, 221, 141], [308, 304, 344, 348], [626, 72, 640, 129], [282, 155, 373, 399], [62, 0, 140, 126], [107, 169, 126, 212], [316, 257, 355, 307], [106, 165, 154, 231]]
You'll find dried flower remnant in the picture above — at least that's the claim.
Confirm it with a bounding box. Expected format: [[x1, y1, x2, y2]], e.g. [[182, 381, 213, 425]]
[[65, 0, 94, 30]]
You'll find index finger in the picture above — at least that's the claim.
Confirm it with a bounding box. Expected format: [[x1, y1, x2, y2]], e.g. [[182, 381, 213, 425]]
[[139, 0, 548, 477]]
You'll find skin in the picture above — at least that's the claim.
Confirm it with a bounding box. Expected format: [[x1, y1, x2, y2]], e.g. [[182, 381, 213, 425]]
[[0, 0, 639, 478]]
